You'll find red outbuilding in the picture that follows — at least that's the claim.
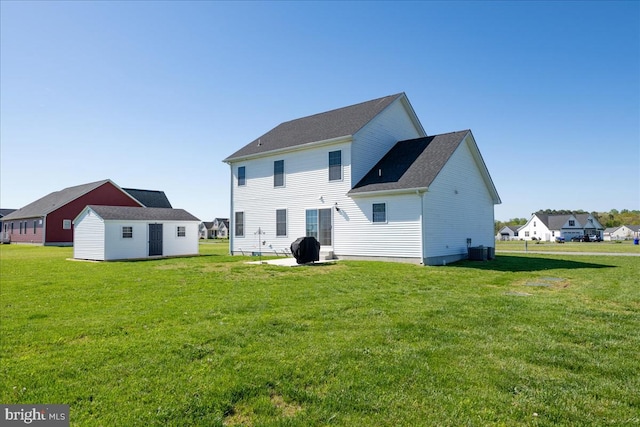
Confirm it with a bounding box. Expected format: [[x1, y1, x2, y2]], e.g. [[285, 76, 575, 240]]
[[2, 179, 147, 245]]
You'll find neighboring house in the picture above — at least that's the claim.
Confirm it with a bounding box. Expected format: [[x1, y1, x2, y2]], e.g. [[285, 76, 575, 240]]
[[122, 188, 173, 208], [518, 212, 604, 241], [1, 179, 144, 245], [604, 225, 640, 241], [496, 225, 520, 240], [199, 218, 230, 239], [212, 218, 229, 238], [73, 205, 200, 261], [223, 93, 501, 265], [200, 222, 214, 239], [0, 209, 17, 242]]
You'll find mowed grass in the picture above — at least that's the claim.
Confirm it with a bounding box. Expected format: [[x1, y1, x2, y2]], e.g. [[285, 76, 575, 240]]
[[496, 239, 640, 254], [1, 242, 639, 426]]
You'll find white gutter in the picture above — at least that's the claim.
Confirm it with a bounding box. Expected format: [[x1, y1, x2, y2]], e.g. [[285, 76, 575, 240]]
[[348, 187, 429, 198], [223, 135, 353, 164], [418, 189, 425, 264], [228, 162, 234, 255]]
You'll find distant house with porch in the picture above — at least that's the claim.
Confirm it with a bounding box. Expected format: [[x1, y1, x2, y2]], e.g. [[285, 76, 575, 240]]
[[518, 212, 604, 241], [199, 218, 230, 239]]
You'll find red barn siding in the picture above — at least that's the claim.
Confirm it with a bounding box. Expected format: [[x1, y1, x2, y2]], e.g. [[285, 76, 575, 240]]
[[45, 182, 142, 244]]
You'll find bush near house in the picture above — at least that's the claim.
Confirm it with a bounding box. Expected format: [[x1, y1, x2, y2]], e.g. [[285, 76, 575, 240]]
[[1, 243, 638, 426]]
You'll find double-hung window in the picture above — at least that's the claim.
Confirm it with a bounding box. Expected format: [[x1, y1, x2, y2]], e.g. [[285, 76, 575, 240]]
[[373, 203, 386, 223], [276, 209, 287, 237], [177, 226, 186, 237], [237, 166, 246, 186], [235, 212, 245, 237], [274, 160, 284, 187], [329, 150, 342, 181]]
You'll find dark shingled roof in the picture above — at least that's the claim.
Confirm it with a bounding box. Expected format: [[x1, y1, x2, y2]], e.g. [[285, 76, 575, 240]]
[[0, 209, 17, 218], [2, 179, 131, 221], [348, 131, 469, 195], [87, 205, 199, 222], [123, 188, 173, 208], [224, 93, 405, 161]]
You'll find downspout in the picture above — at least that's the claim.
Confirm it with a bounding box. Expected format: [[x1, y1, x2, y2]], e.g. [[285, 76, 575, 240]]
[[417, 189, 425, 264], [42, 214, 47, 245], [228, 162, 234, 255]]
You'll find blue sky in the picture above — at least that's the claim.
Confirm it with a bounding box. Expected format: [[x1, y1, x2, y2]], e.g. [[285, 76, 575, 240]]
[[1, 1, 638, 221]]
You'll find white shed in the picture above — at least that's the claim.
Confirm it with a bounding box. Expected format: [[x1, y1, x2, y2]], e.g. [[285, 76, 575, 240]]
[[73, 205, 200, 261]]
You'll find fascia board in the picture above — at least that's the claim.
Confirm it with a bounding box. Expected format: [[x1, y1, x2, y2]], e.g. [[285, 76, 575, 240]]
[[223, 135, 353, 164], [348, 187, 428, 198]]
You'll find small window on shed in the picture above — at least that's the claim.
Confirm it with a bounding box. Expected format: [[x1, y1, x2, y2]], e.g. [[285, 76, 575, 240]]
[[122, 226, 133, 239], [177, 226, 186, 237], [63, 219, 72, 230]]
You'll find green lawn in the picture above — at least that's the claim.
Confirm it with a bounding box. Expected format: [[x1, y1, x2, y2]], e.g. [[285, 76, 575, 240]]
[[496, 239, 640, 254], [1, 243, 639, 426]]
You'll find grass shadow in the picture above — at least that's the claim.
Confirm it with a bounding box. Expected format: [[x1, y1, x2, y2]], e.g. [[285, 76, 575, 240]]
[[451, 255, 616, 272]]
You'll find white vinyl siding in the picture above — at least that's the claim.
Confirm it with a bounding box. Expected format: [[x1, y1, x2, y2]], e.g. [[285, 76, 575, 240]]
[[335, 194, 422, 259], [73, 209, 105, 261], [422, 135, 495, 263], [230, 141, 351, 254]]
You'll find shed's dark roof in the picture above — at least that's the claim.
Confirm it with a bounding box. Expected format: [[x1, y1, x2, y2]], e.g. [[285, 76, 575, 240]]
[[123, 188, 172, 208], [224, 93, 405, 161], [2, 179, 129, 220], [87, 205, 199, 222], [348, 131, 469, 195]]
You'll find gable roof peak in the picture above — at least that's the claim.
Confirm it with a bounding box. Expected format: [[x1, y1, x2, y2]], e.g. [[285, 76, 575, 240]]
[[224, 93, 418, 162]]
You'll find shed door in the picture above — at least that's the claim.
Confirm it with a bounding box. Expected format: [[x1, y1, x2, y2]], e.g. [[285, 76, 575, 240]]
[[149, 224, 163, 256]]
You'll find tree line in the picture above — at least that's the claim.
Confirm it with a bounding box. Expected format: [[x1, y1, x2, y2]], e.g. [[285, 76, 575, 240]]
[[495, 209, 640, 234]]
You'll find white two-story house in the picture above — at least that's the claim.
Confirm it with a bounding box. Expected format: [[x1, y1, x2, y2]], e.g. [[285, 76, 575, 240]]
[[223, 93, 501, 265]]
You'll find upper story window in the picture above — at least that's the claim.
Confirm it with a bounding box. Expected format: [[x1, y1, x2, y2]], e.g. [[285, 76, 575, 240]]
[[237, 166, 246, 186], [274, 160, 284, 187], [569, 220, 575, 226], [329, 150, 342, 181], [373, 203, 387, 223]]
